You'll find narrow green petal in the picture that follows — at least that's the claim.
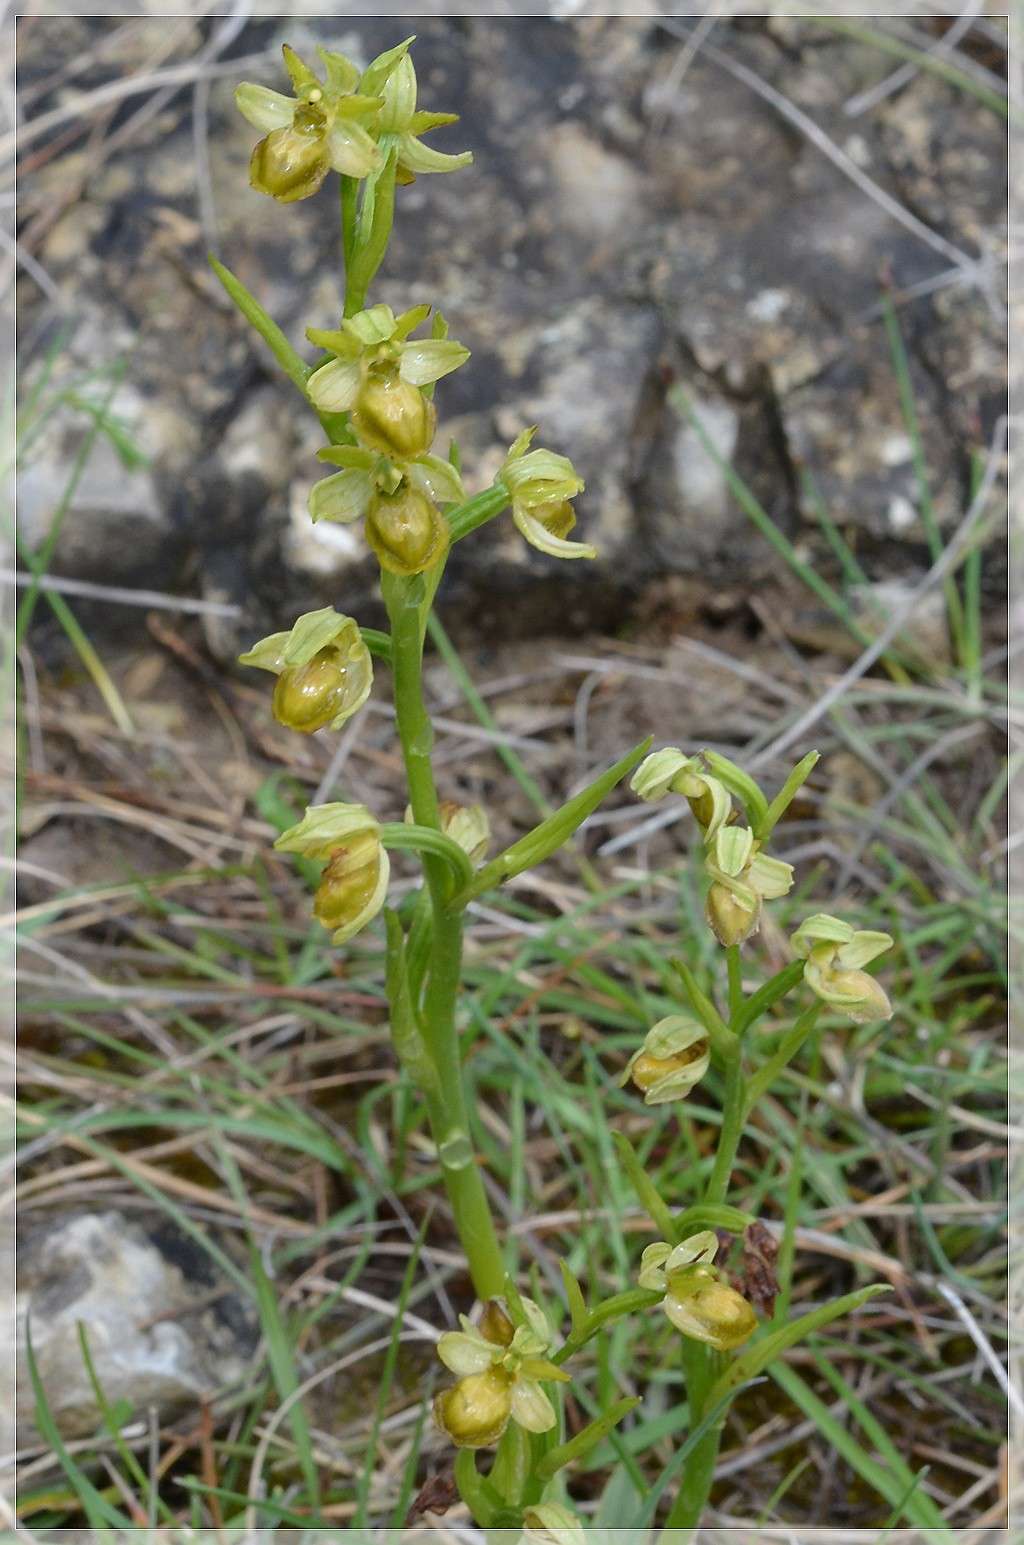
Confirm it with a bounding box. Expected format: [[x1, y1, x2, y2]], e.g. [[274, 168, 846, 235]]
[[408, 110, 459, 133], [392, 302, 433, 340], [281, 44, 320, 95]]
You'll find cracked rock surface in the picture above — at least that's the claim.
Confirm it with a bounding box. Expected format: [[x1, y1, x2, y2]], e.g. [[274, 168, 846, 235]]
[[16, 16, 1006, 650]]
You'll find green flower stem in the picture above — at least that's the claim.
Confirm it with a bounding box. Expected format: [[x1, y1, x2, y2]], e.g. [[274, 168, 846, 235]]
[[726, 944, 743, 1022], [731, 960, 805, 1037], [704, 1042, 746, 1206], [666, 1340, 726, 1530], [384, 571, 504, 1299], [743, 1002, 821, 1119]]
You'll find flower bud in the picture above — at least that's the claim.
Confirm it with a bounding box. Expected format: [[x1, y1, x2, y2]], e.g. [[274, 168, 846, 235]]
[[313, 831, 388, 940], [350, 363, 436, 460], [365, 484, 448, 576], [433, 1367, 512, 1449], [706, 881, 759, 947], [664, 1268, 758, 1351], [249, 110, 330, 202]]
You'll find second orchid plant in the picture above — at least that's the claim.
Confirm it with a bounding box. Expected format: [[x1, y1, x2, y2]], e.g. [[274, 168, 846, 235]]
[[222, 35, 895, 1530]]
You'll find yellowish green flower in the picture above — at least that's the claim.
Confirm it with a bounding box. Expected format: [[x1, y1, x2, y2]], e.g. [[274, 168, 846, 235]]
[[238, 608, 371, 734], [434, 1296, 569, 1449], [639, 1233, 757, 1351], [704, 824, 794, 947], [306, 302, 468, 424], [236, 44, 384, 201], [630, 748, 731, 838], [308, 444, 463, 576], [501, 427, 594, 560], [621, 1013, 709, 1105], [274, 803, 389, 943], [363, 37, 473, 182], [791, 914, 894, 1022]]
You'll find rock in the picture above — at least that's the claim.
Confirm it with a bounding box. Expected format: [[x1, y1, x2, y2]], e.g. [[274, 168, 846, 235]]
[[14, 15, 1006, 636], [16, 1210, 257, 1441]]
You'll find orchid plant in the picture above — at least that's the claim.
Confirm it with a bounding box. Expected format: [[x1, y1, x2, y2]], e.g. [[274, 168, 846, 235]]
[[220, 35, 896, 1530]]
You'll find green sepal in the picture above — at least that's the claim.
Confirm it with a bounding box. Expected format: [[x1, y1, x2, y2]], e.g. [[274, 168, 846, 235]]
[[383, 910, 438, 1097], [533, 1396, 640, 1482], [453, 738, 652, 905], [705, 1283, 892, 1411], [701, 750, 770, 836], [558, 1259, 588, 1339], [761, 750, 820, 840]]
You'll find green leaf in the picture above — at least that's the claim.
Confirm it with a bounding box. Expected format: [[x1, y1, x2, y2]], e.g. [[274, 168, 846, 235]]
[[534, 1396, 640, 1482], [454, 738, 652, 904], [772, 1361, 948, 1531], [706, 1283, 892, 1409], [209, 256, 310, 396], [25, 1318, 129, 1528]]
